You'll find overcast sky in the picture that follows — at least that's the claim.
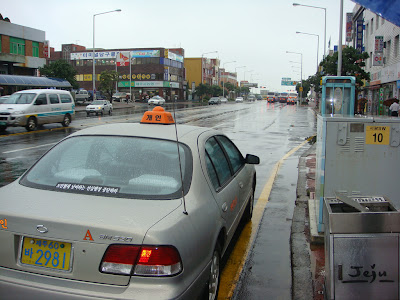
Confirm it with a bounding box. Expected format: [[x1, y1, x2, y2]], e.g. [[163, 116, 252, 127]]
[[3, 0, 356, 92]]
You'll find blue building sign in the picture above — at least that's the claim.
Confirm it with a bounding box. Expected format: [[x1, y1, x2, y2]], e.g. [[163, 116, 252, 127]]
[[356, 20, 364, 53]]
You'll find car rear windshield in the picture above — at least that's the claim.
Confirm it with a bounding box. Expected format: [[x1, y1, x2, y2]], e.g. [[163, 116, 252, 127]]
[[20, 135, 192, 200], [3, 93, 36, 104]]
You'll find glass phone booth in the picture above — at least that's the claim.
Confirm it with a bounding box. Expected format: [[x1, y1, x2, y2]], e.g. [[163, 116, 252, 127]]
[[321, 76, 356, 116]]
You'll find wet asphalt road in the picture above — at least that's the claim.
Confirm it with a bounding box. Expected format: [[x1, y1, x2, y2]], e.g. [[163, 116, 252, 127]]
[[0, 100, 317, 298]]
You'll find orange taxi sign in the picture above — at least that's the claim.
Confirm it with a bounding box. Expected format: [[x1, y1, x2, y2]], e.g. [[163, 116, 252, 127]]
[[140, 106, 175, 124]]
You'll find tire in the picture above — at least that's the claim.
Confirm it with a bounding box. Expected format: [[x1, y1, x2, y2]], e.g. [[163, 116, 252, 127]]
[[86, 112, 90, 117], [25, 116, 37, 131], [206, 243, 221, 300], [0, 125, 7, 132], [101, 110, 104, 116], [242, 179, 256, 223], [242, 191, 254, 223], [62, 114, 71, 127]]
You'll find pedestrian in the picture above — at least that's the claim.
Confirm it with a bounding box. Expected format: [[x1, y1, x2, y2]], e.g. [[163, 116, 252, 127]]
[[125, 94, 130, 103], [389, 99, 400, 117]]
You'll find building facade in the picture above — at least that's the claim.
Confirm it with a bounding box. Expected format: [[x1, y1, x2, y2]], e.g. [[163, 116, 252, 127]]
[[0, 18, 46, 76], [352, 5, 400, 115], [50, 46, 185, 101]]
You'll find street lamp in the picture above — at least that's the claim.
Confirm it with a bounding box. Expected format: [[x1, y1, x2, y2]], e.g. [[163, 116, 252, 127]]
[[286, 51, 303, 102], [93, 9, 121, 100], [293, 3, 326, 59], [244, 70, 253, 81], [201, 51, 218, 85], [222, 60, 236, 98], [296, 31, 320, 73], [234, 66, 245, 98]]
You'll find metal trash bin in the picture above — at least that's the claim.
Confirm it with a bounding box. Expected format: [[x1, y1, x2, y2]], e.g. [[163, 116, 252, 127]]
[[323, 194, 400, 300]]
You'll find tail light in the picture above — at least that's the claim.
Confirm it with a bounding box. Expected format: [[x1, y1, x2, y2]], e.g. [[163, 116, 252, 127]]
[[100, 244, 182, 276]]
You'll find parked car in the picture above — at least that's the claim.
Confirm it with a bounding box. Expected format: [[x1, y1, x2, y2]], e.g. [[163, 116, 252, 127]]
[[0, 89, 74, 131], [74, 89, 90, 105], [235, 97, 244, 103], [220, 97, 228, 103], [148, 95, 165, 105], [208, 97, 221, 105], [112, 92, 131, 102], [0, 106, 259, 299], [0, 95, 10, 104], [86, 100, 113, 116]]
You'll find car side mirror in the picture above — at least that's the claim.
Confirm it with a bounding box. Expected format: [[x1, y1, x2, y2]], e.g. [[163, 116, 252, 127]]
[[245, 154, 260, 165]]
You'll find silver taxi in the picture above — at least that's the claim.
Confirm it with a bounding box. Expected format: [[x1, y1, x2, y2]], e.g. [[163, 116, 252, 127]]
[[0, 107, 259, 299]]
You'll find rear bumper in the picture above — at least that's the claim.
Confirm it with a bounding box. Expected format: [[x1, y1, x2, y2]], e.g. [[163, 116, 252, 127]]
[[0, 262, 209, 299]]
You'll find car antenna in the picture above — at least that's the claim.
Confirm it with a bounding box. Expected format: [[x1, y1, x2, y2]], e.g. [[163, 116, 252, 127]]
[[172, 98, 188, 215]]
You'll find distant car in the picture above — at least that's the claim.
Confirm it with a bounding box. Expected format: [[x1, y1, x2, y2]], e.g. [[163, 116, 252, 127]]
[[0, 106, 259, 299], [256, 95, 263, 100], [148, 96, 166, 105], [112, 92, 131, 102], [86, 100, 113, 116], [0, 95, 10, 104], [220, 97, 228, 103], [246, 95, 256, 102], [208, 97, 221, 105], [235, 97, 244, 103]]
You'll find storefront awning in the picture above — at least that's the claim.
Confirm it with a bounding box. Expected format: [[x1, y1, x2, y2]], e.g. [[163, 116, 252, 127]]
[[353, 1, 400, 27], [0, 75, 72, 88]]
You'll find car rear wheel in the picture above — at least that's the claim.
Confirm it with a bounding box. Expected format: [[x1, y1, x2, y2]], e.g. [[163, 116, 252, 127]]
[[25, 116, 37, 131], [242, 179, 256, 222], [207, 243, 221, 300], [62, 114, 71, 127]]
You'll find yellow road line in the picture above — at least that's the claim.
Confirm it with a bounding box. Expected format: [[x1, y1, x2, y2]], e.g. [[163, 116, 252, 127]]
[[218, 137, 313, 299]]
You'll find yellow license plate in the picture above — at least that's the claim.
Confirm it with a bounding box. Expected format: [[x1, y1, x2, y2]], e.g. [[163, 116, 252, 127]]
[[20, 237, 72, 271]]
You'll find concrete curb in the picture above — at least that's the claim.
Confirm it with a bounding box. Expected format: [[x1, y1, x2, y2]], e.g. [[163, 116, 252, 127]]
[[291, 143, 315, 300]]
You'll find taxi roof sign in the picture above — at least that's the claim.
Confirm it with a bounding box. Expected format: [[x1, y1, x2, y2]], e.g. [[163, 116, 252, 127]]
[[140, 106, 175, 124]]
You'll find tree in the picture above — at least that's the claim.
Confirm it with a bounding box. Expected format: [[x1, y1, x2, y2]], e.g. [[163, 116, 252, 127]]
[[193, 83, 209, 100], [224, 82, 235, 98], [295, 81, 311, 98], [99, 70, 119, 100], [319, 46, 370, 88], [210, 85, 222, 97], [39, 59, 78, 89]]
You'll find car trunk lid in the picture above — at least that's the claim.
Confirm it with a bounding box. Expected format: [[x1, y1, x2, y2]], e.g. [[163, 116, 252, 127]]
[[0, 183, 182, 285]]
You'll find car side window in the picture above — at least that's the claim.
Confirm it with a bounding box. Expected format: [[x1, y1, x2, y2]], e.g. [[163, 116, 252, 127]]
[[205, 153, 219, 190], [60, 94, 72, 103], [49, 94, 60, 104], [205, 137, 231, 189], [36, 94, 47, 104], [216, 136, 245, 174]]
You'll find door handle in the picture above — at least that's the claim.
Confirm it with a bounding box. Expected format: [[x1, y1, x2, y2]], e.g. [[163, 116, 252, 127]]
[[239, 182, 244, 189], [222, 202, 228, 212]]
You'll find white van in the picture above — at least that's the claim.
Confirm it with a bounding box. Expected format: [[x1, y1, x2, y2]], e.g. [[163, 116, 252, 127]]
[[0, 89, 75, 131]]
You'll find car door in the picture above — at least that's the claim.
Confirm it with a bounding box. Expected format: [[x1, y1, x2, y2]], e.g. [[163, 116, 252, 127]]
[[215, 135, 252, 213], [48, 93, 61, 123], [33, 93, 49, 125], [204, 136, 240, 242]]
